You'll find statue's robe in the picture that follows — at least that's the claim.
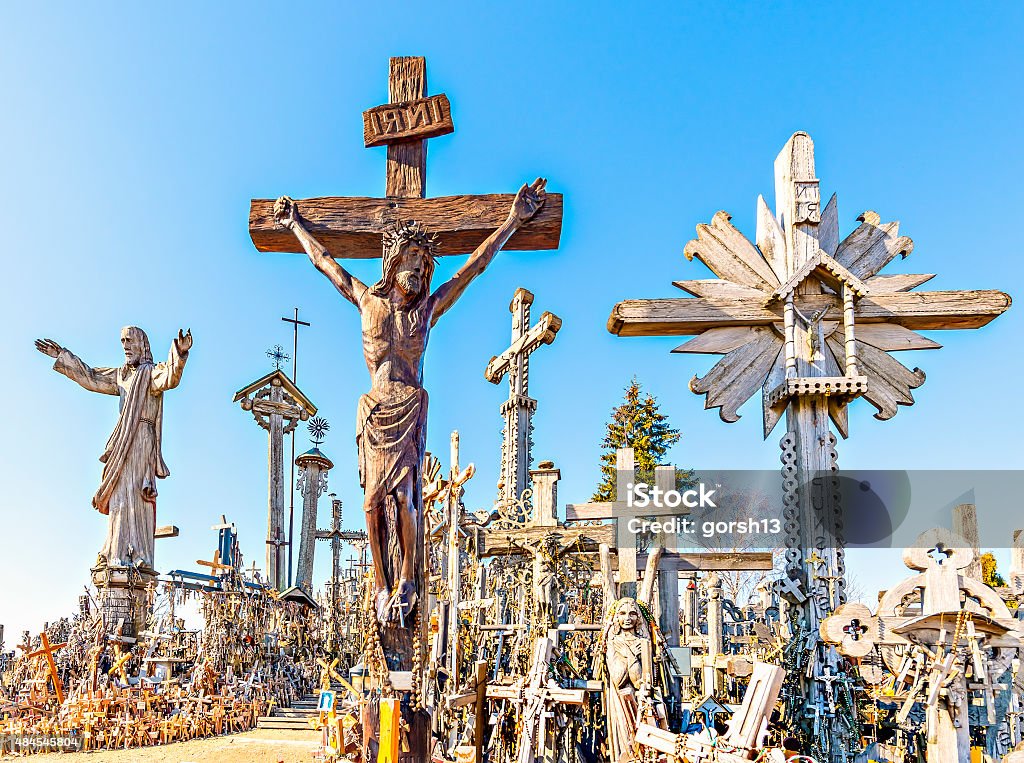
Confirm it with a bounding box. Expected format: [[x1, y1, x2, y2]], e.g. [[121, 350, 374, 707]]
[[605, 632, 648, 762], [356, 385, 428, 509], [53, 344, 187, 569]]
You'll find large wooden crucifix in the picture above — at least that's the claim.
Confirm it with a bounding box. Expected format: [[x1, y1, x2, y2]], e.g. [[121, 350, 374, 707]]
[[608, 131, 1010, 758], [249, 56, 562, 763], [485, 287, 562, 508]]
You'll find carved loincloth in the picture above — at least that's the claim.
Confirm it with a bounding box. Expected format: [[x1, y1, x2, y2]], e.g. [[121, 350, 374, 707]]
[[356, 386, 428, 509]]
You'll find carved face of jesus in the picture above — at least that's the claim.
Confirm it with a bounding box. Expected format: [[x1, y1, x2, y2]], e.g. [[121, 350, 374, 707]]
[[615, 601, 641, 633], [394, 243, 429, 302], [121, 328, 145, 366]]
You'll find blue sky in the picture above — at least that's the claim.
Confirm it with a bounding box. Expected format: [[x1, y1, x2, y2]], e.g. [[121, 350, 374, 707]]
[[2, 2, 1022, 638]]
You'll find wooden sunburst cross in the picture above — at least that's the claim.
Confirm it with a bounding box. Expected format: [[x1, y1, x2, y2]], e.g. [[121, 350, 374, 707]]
[[608, 131, 1010, 758]]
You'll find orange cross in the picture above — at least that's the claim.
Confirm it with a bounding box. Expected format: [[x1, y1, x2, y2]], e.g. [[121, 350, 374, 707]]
[[20, 632, 67, 704]]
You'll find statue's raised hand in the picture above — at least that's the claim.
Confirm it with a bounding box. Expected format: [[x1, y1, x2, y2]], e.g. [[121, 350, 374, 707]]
[[174, 329, 193, 354], [274, 196, 298, 229], [510, 178, 547, 224], [35, 338, 62, 358]]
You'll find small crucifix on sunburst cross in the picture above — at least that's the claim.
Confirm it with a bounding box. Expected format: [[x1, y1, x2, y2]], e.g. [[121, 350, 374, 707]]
[[608, 131, 1010, 757]]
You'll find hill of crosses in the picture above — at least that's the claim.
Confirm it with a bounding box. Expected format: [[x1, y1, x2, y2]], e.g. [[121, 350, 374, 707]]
[[3, 56, 1020, 763]]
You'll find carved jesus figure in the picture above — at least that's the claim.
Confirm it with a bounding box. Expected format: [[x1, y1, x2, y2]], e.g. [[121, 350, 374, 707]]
[[273, 180, 546, 621], [35, 327, 191, 572]]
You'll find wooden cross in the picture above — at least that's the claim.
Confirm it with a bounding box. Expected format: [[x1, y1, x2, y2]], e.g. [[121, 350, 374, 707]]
[[20, 632, 67, 704], [195, 549, 232, 575], [315, 495, 366, 618], [611, 131, 1009, 577], [565, 449, 772, 605], [248, 57, 562, 258], [234, 370, 317, 590], [485, 637, 587, 763], [609, 132, 1010, 612], [608, 132, 1011, 752], [485, 288, 562, 508], [636, 661, 785, 763]]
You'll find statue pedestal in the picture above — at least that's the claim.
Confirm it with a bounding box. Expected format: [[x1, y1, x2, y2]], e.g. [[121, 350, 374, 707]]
[[90, 564, 157, 637]]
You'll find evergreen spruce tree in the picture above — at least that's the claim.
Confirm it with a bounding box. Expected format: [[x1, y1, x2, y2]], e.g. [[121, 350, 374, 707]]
[[592, 378, 690, 501]]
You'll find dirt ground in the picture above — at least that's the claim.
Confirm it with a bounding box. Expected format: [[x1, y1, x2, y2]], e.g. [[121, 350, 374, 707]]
[[9, 728, 323, 763]]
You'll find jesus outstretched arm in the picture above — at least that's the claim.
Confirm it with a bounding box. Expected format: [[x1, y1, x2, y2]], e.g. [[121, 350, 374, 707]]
[[430, 177, 546, 322], [35, 338, 119, 395], [273, 196, 368, 308]]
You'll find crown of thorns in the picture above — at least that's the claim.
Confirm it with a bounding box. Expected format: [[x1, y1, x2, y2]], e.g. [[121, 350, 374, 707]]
[[383, 220, 440, 256]]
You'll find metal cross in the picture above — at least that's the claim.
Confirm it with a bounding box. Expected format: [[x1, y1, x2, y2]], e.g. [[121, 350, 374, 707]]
[[281, 307, 311, 587]]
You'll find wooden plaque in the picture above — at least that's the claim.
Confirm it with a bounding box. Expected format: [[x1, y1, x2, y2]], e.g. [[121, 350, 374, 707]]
[[363, 94, 454, 147]]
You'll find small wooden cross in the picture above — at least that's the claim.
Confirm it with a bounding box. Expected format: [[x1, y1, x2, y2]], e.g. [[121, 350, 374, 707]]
[[484, 637, 588, 763], [195, 549, 232, 575]]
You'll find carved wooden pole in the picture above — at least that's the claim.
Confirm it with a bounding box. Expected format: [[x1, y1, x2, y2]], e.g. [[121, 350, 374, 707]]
[[703, 572, 724, 695], [486, 288, 561, 509], [295, 447, 332, 592]]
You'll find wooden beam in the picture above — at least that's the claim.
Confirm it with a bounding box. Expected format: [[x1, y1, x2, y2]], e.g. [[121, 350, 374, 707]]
[[249, 193, 563, 258], [386, 56, 427, 198], [607, 289, 1011, 336], [155, 525, 179, 539], [637, 551, 774, 572], [475, 524, 613, 558]]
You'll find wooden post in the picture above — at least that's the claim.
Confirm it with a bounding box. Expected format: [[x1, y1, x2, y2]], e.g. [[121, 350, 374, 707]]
[[233, 370, 316, 591], [378, 697, 401, 763], [474, 660, 488, 761], [268, 379, 286, 589], [447, 431, 463, 682], [295, 447, 333, 592], [616, 448, 638, 598], [703, 572, 724, 695], [528, 462, 560, 528], [952, 503, 981, 580], [652, 465, 679, 643]]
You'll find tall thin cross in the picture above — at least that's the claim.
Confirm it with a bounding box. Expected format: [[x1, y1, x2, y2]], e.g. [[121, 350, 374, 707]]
[[281, 307, 310, 384], [485, 288, 561, 507], [608, 131, 1010, 760], [282, 307, 311, 587], [316, 496, 367, 644]]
